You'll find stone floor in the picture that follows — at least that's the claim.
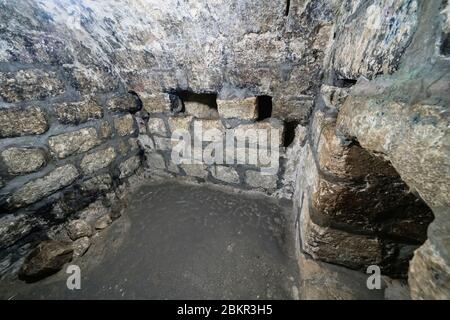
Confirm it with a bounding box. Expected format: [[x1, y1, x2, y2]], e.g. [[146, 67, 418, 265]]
[[0, 180, 401, 300]]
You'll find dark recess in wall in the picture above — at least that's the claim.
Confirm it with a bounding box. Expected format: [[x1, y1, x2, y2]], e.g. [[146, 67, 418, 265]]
[[440, 32, 450, 56], [127, 90, 143, 113], [256, 95, 273, 121], [175, 90, 218, 110], [283, 121, 298, 147]]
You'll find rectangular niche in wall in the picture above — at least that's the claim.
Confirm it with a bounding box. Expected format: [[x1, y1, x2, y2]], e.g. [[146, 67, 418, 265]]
[[178, 91, 219, 119]]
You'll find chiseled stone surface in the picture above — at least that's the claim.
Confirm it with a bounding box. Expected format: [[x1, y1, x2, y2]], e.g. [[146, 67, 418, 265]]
[[0, 69, 64, 103], [1, 147, 47, 175], [80, 147, 116, 174], [9, 165, 79, 208], [48, 127, 101, 159], [0, 107, 48, 138], [114, 114, 135, 136], [217, 98, 258, 120], [54, 100, 103, 125]]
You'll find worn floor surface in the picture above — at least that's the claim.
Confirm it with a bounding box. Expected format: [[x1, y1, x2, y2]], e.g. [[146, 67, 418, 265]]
[[0, 181, 300, 299]]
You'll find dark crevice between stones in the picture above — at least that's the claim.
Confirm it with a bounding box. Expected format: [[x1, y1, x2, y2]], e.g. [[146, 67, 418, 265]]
[[440, 32, 450, 56], [285, 0, 291, 17], [283, 120, 299, 147], [256, 95, 272, 121]]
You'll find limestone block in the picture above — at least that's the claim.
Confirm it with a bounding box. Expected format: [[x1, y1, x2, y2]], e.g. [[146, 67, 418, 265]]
[[114, 114, 135, 136], [1, 147, 46, 175], [217, 97, 258, 120], [0, 106, 48, 138], [245, 170, 277, 190], [80, 147, 116, 174], [211, 165, 240, 184], [54, 100, 103, 124]]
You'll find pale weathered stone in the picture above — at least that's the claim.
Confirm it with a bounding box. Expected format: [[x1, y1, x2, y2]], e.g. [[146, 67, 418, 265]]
[[272, 96, 313, 122], [72, 236, 90, 259], [80, 147, 116, 174], [211, 166, 240, 184], [18, 240, 73, 281], [168, 116, 193, 133], [153, 136, 172, 151], [54, 100, 103, 124], [193, 119, 224, 140], [180, 163, 208, 178], [99, 120, 112, 139], [141, 93, 171, 113], [114, 114, 135, 136], [147, 117, 168, 136], [146, 152, 166, 171], [184, 101, 219, 119], [0, 106, 48, 138], [119, 155, 141, 178], [245, 170, 277, 190], [95, 214, 112, 230], [48, 127, 101, 159], [409, 240, 450, 300], [10, 165, 79, 208], [0, 214, 36, 250], [217, 98, 258, 120], [107, 94, 140, 113], [0, 69, 64, 103], [233, 119, 284, 147], [1, 147, 46, 175], [66, 219, 92, 240]]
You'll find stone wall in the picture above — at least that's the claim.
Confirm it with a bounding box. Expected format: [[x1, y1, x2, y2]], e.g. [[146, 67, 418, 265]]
[[0, 0, 448, 299]]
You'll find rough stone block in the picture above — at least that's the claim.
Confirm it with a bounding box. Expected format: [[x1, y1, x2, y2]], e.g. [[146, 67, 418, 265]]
[[184, 101, 219, 119], [18, 240, 73, 282], [153, 136, 172, 151], [66, 219, 92, 240], [54, 100, 103, 125], [320, 85, 350, 110], [80, 147, 116, 174], [80, 174, 112, 193], [217, 97, 258, 120], [119, 155, 141, 178], [10, 164, 79, 208], [0, 214, 36, 250], [141, 93, 171, 113], [146, 152, 166, 170], [168, 116, 193, 133], [300, 199, 383, 269], [245, 170, 277, 190], [106, 94, 140, 113], [211, 166, 240, 184], [180, 163, 208, 178], [193, 119, 224, 140], [72, 237, 90, 259], [114, 114, 135, 136], [1, 147, 47, 175], [147, 117, 168, 136], [48, 127, 101, 159], [99, 120, 112, 139], [272, 96, 313, 122], [0, 106, 48, 138], [0, 69, 64, 103], [409, 240, 450, 299]]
